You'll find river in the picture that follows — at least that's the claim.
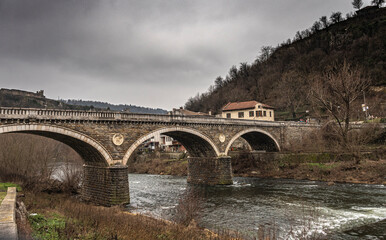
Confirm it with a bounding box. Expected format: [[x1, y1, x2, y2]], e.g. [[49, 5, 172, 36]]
[[127, 174, 386, 239]]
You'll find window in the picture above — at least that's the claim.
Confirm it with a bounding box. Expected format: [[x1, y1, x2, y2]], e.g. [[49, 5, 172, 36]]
[[263, 111, 267, 117], [256, 111, 262, 117], [249, 111, 254, 117], [238, 112, 244, 118], [269, 111, 272, 117], [226, 113, 231, 118], [258, 105, 261, 108]]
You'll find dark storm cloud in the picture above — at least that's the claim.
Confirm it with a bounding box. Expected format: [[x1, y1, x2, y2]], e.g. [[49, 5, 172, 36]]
[[0, 0, 370, 109]]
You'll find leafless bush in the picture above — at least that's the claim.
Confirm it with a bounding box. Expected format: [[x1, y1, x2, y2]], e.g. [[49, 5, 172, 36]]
[[172, 188, 203, 226], [257, 223, 278, 240], [57, 159, 83, 194]]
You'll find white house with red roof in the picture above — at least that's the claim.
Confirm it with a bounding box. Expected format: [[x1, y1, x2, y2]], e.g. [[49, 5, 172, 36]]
[[221, 100, 275, 121]]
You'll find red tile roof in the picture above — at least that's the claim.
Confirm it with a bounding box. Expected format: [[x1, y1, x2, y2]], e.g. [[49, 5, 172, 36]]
[[222, 101, 274, 111], [171, 108, 208, 116]]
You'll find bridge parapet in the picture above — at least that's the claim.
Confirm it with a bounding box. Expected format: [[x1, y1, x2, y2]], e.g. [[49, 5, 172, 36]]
[[0, 107, 322, 128]]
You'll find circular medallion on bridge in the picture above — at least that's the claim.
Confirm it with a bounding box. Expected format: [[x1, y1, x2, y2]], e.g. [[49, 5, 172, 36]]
[[112, 133, 124, 146], [219, 134, 226, 143]]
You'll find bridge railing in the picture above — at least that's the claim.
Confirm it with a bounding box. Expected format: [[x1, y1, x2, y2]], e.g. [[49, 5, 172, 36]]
[[0, 107, 122, 120], [0, 107, 339, 128]]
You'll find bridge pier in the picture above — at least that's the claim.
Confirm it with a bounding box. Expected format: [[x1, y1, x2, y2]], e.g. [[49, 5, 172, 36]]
[[187, 157, 233, 185], [81, 165, 130, 206]]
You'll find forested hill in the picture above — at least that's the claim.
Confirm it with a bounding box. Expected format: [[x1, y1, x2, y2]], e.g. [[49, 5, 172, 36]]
[[185, 7, 386, 119], [64, 100, 167, 114]]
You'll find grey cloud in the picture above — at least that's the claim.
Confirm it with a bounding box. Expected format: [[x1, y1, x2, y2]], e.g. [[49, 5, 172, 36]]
[[0, 0, 368, 109]]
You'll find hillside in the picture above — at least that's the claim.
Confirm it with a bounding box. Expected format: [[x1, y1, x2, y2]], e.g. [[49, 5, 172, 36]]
[[0, 88, 90, 110], [0, 88, 167, 114], [185, 7, 386, 120], [64, 100, 167, 114]]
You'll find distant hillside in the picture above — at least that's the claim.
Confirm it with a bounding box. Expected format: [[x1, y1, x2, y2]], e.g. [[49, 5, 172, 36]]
[[64, 100, 167, 114], [0, 88, 90, 110], [0, 88, 168, 114], [185, 7, 386, 120]]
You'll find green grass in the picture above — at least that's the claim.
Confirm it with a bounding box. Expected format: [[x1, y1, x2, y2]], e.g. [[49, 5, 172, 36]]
[[0, 182, 22, 203], [307, 162, 336, 170], [0, 182, 22, 192], [0, 192, 6, 203], [28, 213, 66, 240]]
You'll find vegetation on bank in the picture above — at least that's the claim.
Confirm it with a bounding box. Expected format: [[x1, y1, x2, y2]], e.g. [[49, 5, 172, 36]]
[[127, 153, 188, 176], [17, 191, 239, 240], [126, 150, 386, 185], [231, 152, 386, 184]]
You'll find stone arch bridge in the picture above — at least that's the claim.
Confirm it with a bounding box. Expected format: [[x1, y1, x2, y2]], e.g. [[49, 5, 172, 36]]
[[0, 107, 318, 206]]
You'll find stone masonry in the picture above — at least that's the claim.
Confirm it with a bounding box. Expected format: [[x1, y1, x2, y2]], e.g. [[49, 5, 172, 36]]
[[82, 165, 130, 206], [187, 157, 233, 185], [0, 107, 329, 206]]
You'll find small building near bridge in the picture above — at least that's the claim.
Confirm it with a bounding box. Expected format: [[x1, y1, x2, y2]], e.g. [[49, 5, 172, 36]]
[[221, 101, 275, 121]]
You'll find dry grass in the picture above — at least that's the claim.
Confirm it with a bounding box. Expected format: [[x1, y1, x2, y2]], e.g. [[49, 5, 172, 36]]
[[21, 191, 238, 240], [172, 189, 202, 226]]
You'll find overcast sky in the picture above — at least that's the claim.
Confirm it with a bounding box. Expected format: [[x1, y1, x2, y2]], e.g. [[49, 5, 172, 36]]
[[0, 0, 373, 110]]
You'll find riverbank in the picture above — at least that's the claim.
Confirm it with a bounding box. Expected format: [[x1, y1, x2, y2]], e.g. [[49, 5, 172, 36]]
[[233, 158, 386, 185], [16, 191, 238, 240], [127, 151, 386, 185]]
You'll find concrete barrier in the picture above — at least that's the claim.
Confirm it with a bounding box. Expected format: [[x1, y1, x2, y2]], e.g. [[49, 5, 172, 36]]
[[0, 187, 18, 240]]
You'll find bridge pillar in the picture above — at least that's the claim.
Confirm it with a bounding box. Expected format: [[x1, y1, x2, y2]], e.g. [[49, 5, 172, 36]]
[[81, 165, 130, 206], [187, 157, 233, 185]]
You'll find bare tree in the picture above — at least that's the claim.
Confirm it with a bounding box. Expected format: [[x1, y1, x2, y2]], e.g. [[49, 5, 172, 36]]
[[372, 0, 385, 7], [310, 61, 370, 146], [277, 71, 308, 119], [0, 134, 83, 191], [319, 16, 329, 28], [311, 21, 322, 33], [330, 12, 344, 24], [352, 0, 364, 10], [259, 46, 275, 62]]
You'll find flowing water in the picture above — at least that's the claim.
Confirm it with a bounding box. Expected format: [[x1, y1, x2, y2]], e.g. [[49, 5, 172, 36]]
[[128, 174, 386, 239]]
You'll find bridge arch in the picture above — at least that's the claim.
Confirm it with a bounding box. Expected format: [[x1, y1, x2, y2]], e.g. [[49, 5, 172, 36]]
[[123, 127, 220, 165], [225, 128, 280, 155], [0, 124, 113, 166]]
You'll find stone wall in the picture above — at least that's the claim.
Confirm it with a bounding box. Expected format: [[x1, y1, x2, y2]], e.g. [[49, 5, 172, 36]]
[[81, 165, 130, 206], [187, 157, 233, 185], [0, 187, 18, 240]]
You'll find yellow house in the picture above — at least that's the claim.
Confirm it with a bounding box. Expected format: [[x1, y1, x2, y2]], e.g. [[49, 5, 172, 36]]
[[221, 101, 275, 121]]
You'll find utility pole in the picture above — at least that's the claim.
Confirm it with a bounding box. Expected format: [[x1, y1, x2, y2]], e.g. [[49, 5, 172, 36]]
[[362, 91, 369, 120]]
